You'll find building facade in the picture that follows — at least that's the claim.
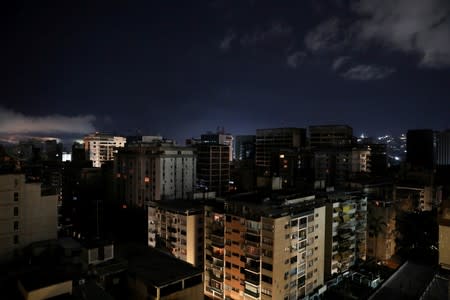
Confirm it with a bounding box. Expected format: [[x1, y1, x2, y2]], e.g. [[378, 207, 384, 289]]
[[115, 141, 196, 208], [436, 130, 450, 166], [256, 128, 306, 175], [309, 125, 353, 149], [0, 174, 57, 262], [148, 201, 204, 267], [438, 202, 450, 271], [196, 144, 230, 196], [84, 133, 126, 168], [234, 135, 256, 161], [204, 193, 327, 300], [325, 192, 367, 279]]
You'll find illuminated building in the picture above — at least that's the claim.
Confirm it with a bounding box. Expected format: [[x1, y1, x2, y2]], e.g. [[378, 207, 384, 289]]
[[115, 140, 196, 208], [204, 193, 327, 300], [0, 174, 57, 262], [83, 132, 126, 168], [148, 200, 204, 267]]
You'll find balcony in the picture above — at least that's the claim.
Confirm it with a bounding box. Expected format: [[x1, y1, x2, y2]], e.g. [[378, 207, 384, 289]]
[[245, 262, 260, 273], [244, 289, 259, 298], [210, 235, 224, 247], [244, 274, 260, 286]]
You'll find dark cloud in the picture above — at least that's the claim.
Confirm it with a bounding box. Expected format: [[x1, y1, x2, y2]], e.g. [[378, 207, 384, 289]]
[[340, 65, 395, 80]]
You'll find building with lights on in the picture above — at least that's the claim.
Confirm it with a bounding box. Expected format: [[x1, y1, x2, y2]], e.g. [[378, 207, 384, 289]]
[[204, 193, 327, 300]]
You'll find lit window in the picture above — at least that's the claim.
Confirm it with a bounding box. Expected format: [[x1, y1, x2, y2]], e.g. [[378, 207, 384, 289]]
[[279, 154, 285, 158]]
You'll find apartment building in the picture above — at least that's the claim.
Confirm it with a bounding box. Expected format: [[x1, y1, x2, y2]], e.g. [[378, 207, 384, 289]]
[[255, 128, 306, 173], [204, 193, 327, 300], [325, 192, 367, 279], [196, 143, 230, 196], [308, 125, 353, 149], [148, 200, 204, 267], [0, 174, 57, 262], [438, 201, 450, 271], [115, 140, 196, 208], [84, 132, 126, 168]]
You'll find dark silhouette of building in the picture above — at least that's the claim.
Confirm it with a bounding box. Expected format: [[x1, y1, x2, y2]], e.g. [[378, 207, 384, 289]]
[[234, 135, 256, 161], [407, 129, 435, 170]]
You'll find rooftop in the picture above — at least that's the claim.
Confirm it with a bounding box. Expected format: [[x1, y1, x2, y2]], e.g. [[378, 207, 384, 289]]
[[119, 244, 202, 287]]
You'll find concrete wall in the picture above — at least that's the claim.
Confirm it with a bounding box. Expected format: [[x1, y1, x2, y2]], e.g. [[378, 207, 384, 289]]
[[439, 224, 450, 270], [18, 280, 72, 300]]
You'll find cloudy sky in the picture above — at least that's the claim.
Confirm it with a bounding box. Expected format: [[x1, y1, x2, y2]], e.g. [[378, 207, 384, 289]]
[[1, 0, 449, 143]]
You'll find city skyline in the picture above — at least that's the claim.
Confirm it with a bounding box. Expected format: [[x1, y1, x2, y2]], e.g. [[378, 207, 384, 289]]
[[1, 1, 449, 143]]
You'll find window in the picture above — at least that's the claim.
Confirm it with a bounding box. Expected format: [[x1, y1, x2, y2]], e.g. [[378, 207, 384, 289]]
[[262, 274, 272, 284], [14, 235, 19, 244], [14, 221, 19, 231], [13, 207, 18, 217], [262, 262, 272, 271], [261, 288, 272, 296], [14, 192, 19, 202]]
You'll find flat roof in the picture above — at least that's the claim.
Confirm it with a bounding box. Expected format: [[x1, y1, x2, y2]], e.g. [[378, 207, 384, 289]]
[[124, 246, 202, 287], [148, 199, 203, 215], [19, 272, 72, 291]]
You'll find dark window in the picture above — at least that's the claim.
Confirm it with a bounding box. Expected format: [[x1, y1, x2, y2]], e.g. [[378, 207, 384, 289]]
[[14, 221, 19, 231], [262, 262, 273, 271], [14, 192, 19, 202], [14, 235, 19, 244], [262, 274, 272, 284], [13, 207, 18, 217]]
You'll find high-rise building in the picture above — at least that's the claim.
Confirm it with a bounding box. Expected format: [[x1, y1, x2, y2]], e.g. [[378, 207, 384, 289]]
[[0, 174, 58, 262], [201, 131, 234, 162], [115, 140, 196, 208], [324, 192, 367, 279], [406, 129, 435, 170], [83, 132, 126, 168], [256, 128, 306, 174], [204, 193, 327, 300], [234, 135, 256, 161], [196, 144, 230, 196], [436, 130, 450, 166], [148, 200, 204, 267], [309, 125, 354, 148]]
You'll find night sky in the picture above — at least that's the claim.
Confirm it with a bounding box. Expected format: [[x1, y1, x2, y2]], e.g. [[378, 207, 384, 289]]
[[1, 0, 449, 144]]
